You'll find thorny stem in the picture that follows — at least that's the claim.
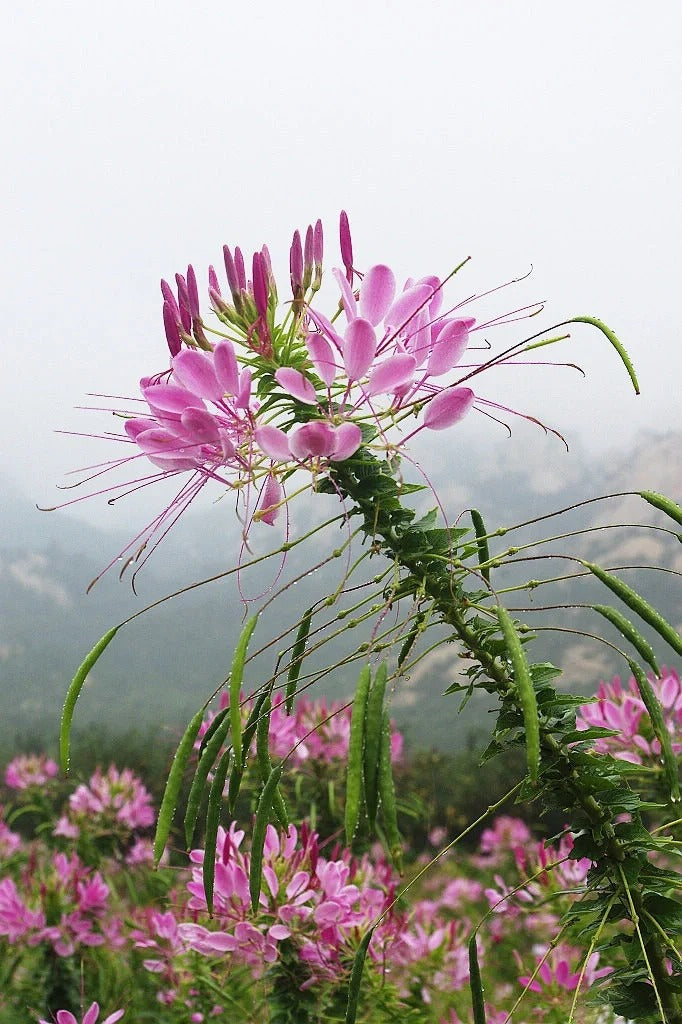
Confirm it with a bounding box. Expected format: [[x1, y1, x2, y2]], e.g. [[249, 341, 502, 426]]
[[330, 455, 682, 1022]]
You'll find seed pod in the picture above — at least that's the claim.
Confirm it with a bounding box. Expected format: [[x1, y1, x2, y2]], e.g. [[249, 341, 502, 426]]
[[154, 705, 205, 866], [345, 927, 375, 1024], [61, 627, 119, 773], [593, 605, 661, 677], [203, 747, 232, 915], [229, 615, 259, 766], [469, 934, 487, 1024], [497, 606, 540, 785], [639, 490, 682, 529], [198, 705, 230, 757], [398, 613, 424, 669], [256, 693, 288, 830], [345, 665, 371, 845], [569, 316, 640, 394], [628, 659, 681, 803], [250, 763, 284, 912], [240, 690, 270, 770], [378, 710, 402, 871], [286, 607, 313, 713], [363, 662, 388, 830], [583, 562, 682, 658], [470, 509, 491, 583], [185, 714, 231, 848]]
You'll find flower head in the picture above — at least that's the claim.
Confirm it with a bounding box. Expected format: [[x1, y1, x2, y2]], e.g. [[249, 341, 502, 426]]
[[38, 1003, 124, 1024]]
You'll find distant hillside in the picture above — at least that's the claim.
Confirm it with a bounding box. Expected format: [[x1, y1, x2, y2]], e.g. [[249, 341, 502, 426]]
[[1, 430, 680, 756]]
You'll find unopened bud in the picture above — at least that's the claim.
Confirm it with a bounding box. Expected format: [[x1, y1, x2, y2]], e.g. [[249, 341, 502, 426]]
[[339, 210, 353, 284]]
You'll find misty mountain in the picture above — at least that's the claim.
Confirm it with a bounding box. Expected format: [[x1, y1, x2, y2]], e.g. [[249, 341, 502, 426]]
[[1, 431, 680, 756]]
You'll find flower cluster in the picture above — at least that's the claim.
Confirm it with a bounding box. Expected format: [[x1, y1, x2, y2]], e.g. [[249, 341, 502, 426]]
[[576, 667, 682, 766], [57, 211, 545, 579], [5, 754, 59, 791], [53, 765, 155, 841]]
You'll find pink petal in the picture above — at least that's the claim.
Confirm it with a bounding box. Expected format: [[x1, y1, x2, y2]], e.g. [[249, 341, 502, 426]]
[[332, 267, 357, 321], [102, 1013, 125, 1024], [268, 924, 291, 940], [275, 367, 318, 405], [332, 422, 362, 460], [56, 1013, 79, 1024], [124, 417, 154, 440], [255, 425, 292, 461], [289, 421, 336, 459], [426, 319, 471, 376], [213, 340, 239, 395], [343, 318, 377, 381], [422, 387, 475, 430], [257, 475, 282, 526], [306, 332, 337, 386], [385, 283, 433, 333], [359, 264, 396, 326], [172, 349, 223, 402], [306, 308, 344, 352], [142, 383, 204, 415], [180, 408, 221, 444], [236, 367, 252, 409], [367, 353, 417, 395], [136, 428, 198, 464], [416, 274, 443, 318]]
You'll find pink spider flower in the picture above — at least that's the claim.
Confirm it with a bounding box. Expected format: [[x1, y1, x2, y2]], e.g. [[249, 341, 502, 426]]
[[38, 1003, 124, 1024], [516, 943, 612, 993], [5, 754, 58, 790], [67, 765, 154, 832], [576, 668, 682, 765]]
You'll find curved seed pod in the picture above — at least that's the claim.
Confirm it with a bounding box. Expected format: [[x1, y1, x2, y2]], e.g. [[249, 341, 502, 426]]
[[227, 763, 243, 816], [583, 562, 682, 658], [185, 715, 231, 848], [229, 615, 259, 766], [470, 509, 491, 583], [61, 627, 119, 773], [256, 693, 288, 829], [569, 316, 640, 394], [497, 606, 540, 785], [345, 927, 375, 1024], [203, 746, 232, 915], [398, 612, 424, 669], [198, 705, 230, 756], [628, 659, 681, 803], [639, 490, 682, 529], [154, 706, 205, 865], [240, 690, 269, 770], [363, 662, 388, 830], [378, 710, 402, 871], [345, 665, 371, 845], [469, 934, 487, 1024], [593, 605, 661, 677], [286, 607, 313, 713], [249, 763, 284, 912]]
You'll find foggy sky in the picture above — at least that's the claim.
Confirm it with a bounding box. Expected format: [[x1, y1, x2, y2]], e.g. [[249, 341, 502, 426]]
[[3, 0, 681, 530]]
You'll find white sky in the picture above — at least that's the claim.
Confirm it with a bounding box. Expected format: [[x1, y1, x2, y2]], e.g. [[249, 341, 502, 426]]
[[3, 0, 681, 529]]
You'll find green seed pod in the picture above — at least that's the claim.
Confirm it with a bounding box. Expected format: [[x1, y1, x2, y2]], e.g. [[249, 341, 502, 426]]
[[250, 763, 284, 912], [61, 627, 119, 773], [469, 934, 487, 1024], [345, 927, 375, 1024], [203, 747, 232, 915], [378, 710, 402, 872], [363, 662, 388, 830], [286, 607, 313, 713], [628, 659, 681, 803], [593, 605, 661, 677], [583, 562, 682, 658], [184, 715, 231, 848], [153, 705, 205, 866], [345, 665, 371, 845], [497, 606, 540, 785], [229, 615, 259, 766], [256, 693, 288, 829], [639, 490, 682, 529], [470, 509, 491, 584]]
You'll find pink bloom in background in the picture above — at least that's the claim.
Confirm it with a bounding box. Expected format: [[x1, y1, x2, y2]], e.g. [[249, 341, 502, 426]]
[[38, 1003, 124, 1024], [517, 943, 612, 993], [0, 816, 22, 858], [5, 754, 58, 790], [576, 667, 682, 765], [67, 766, 154, 832]]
